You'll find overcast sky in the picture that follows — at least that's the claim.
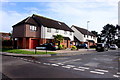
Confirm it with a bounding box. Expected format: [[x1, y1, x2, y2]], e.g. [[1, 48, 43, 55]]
[[0, 0, 119, 33]]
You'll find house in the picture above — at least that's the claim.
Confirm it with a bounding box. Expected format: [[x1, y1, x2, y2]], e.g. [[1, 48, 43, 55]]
[[0, 32, 11, 40], [12, 14, 74, 49], [71, 25, 97, 47]]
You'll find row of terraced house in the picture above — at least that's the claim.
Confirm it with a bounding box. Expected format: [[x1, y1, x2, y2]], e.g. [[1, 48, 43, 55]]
[[12, 14, 97, 49]]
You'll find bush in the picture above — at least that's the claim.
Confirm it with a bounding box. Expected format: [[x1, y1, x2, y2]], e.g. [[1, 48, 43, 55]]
[[2, 40, 12, 46], [71, 46, 77, 50], [58, 44, 63, 50]]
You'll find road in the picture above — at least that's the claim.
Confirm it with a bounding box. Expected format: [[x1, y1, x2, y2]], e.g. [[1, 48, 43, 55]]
[[2, 49, 120, 79]]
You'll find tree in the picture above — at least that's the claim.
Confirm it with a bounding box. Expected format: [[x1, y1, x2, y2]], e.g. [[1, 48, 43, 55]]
[[116, 25, 120, 40], [100, 24, 116, 44], [91, 31, 98, 37], [115, 25, 120, 47], [53, 34, 63, 45]]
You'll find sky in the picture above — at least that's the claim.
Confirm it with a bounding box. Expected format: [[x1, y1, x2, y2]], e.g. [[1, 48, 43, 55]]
[[0, 0, 119, 33]]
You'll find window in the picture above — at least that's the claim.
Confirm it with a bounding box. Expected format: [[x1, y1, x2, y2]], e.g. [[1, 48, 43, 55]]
[[64, 31, 67, 34], [56, 29, 59, 33], [30, 25, 37, 31], [47, 28, 51, 32], [84, 35, 85, 37], [70, 32, 72, 35]]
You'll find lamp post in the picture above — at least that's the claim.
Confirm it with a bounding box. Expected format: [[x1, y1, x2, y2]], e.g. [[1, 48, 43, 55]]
[[87, 21, 90, 50]]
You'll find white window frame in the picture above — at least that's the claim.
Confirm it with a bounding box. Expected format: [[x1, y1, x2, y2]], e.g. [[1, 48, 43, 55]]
[[30, 25, 37, 31], [70, 32, 72, 35], [47, 28, 51, 32], [56, 29, 59, 33], [64, 31, 67, 34]]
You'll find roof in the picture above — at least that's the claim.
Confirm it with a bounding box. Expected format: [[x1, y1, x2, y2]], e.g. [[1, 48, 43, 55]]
[[74, 36, 81, 42], [12, 17, 39, 27], [72, 25, 96, 37], [0, 32, 10, 35], [12, 14, 74, 32]]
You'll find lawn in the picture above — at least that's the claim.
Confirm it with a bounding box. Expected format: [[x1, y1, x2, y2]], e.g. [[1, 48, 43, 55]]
[[2, 48, 56, 55]]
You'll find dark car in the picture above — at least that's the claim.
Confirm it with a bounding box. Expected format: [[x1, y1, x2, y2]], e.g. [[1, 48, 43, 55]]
[[96, 43, 108, 51], [76, 43, 88, 49], [36, 43, 58, 51]]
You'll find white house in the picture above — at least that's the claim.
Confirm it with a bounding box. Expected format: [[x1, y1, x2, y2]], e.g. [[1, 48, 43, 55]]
[[71, 25, 97, 46]]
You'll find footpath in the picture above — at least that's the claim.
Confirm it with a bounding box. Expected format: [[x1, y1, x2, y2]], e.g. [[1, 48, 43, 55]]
[[1, 49, 96, 57]]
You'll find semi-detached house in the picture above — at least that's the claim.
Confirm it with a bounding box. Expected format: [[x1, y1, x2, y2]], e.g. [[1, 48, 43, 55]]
[[12, 14, 74, 49], [71, 25, 97, 46]]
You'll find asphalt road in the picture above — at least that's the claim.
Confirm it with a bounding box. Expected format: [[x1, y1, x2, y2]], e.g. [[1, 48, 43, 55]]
[[2, 49, 120, 80]]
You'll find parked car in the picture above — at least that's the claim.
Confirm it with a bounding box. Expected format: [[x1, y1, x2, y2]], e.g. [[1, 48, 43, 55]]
[[96, 43, 108, 51], [109, 44, 118, 50], [36, 43, 58, 51], [76, 43, 88, 49]]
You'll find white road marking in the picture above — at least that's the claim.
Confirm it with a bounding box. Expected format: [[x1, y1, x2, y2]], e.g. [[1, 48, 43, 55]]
[[95, 69, 108, 73], [37, 62, 41, 63], [73, 68, 85, 71], [57, 63, 64, 65], [23, 59, 27, 61], [28, 60, 32, 62], [113, 75, 120, 78], [20, 58, 23, 59], [35, 61, 41, 63], [78, 66, 89, 70], [117, 72, 120, 74], [90, 71, 104, 75], [72, 59, 81, 61], [43, 63, 51, 65], [66, 65, 75, 67], [62, 66, 71, 69], [51, 64, 59, 66]]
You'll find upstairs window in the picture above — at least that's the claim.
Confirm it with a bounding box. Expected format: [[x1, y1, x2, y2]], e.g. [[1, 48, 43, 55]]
[[87, 35, 88, 38], [70, 32, 72, 35], [64, 31, 67, 34], [30, 25, 37, 31], [84, 35, 85, 37], [56, 29, 59, 33], [47, 28, 51, 32], [91, 36, 92, 38]]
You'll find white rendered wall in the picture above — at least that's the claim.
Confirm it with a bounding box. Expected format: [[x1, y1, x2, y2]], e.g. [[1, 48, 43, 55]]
[[71, 26, 97, 43], [41, 25, 74, 41]]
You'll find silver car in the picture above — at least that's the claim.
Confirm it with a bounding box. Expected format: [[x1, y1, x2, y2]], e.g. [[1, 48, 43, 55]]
[[110, 44, 118, 50]]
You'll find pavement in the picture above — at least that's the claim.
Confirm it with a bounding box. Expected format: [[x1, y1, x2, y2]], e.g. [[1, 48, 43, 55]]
[[1, 49, 96, 57]]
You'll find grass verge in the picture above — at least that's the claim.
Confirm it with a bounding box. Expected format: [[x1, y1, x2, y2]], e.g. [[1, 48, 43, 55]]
[[2, 48, 56, 55]]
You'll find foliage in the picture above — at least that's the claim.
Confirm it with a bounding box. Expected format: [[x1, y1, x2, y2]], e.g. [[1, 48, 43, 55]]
[[58, 44, 63, 50], [2, 40, 12, 46], [71, 46, 77, 50], [2, 48, 56, 54], [53, 34, 63, 44], [91, 31, 98, 37], [100, 24, 116, 44]]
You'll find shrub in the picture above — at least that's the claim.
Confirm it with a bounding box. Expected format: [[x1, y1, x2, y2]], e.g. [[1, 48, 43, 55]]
[[71, 46, 77, 50], [58, 44, 63, 50]]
